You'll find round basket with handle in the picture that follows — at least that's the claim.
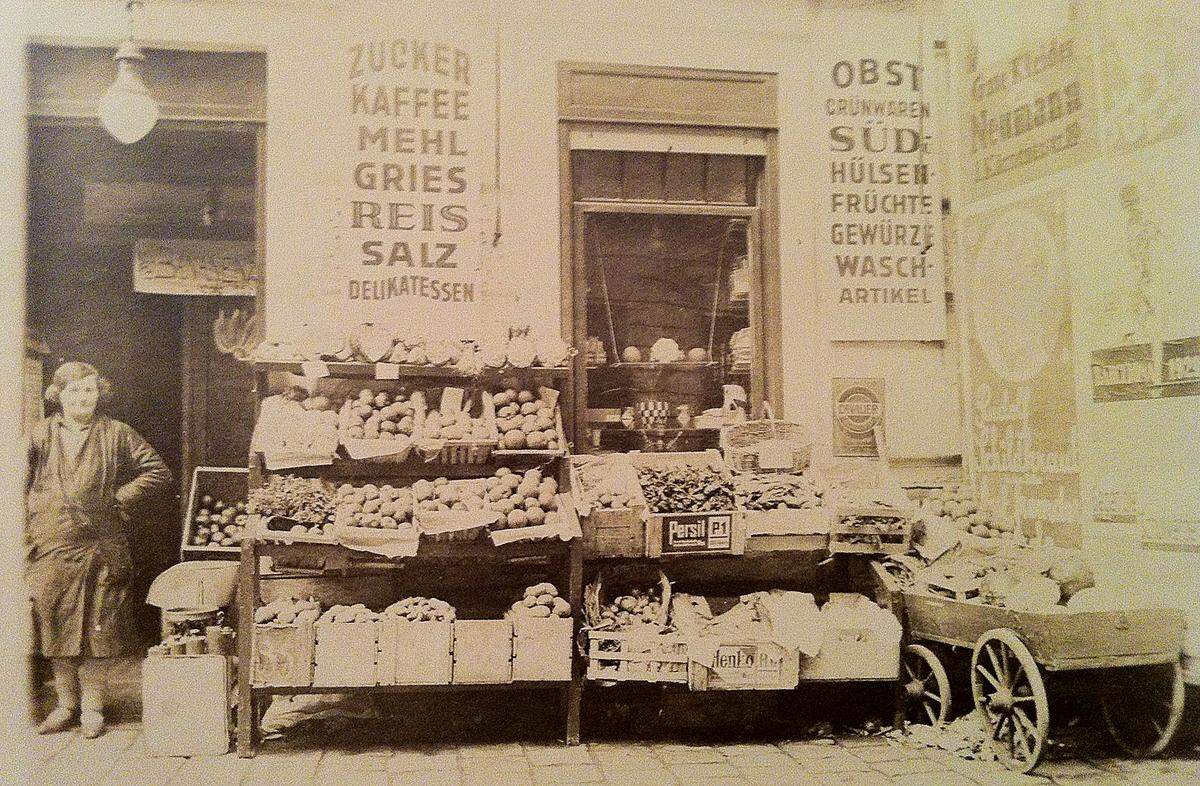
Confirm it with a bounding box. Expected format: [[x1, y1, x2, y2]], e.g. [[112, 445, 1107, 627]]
[[723, 402, 811, 472], [583, 564, 672, 629]]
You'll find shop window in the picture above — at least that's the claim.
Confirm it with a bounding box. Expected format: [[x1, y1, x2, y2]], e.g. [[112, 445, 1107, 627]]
[[559, 62, 781, 453]]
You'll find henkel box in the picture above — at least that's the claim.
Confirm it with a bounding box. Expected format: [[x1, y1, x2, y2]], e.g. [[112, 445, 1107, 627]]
[[687, 638, 799, 691]]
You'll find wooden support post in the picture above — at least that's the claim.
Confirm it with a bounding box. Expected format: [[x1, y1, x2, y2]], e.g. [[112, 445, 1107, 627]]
[[236, 536, 256, 757], [564, 539, 584, 745]]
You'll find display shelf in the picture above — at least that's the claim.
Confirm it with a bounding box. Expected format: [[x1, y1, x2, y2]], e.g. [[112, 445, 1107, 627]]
[[253, 360, 570, 380], [240, 360, 583, 757]]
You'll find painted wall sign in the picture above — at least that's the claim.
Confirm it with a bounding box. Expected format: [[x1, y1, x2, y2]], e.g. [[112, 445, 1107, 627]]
[[133, 238, 258, 296], [963, 193, 1082, 545], [1090, 344, 1153, 401], [961, 15, 1094, 200], [832, 377, 884, 457], [336, 28, 486, 338], [815, 15, 947, 341]]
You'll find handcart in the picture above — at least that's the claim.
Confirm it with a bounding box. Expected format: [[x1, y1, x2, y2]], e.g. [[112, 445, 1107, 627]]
[[871, 561, 1186, 773]]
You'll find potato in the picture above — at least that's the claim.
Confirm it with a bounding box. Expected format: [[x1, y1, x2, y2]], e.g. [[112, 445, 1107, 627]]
[[536, 593, 554, 606], [551, 597, 571, 617], [527, 605, 551, 618]]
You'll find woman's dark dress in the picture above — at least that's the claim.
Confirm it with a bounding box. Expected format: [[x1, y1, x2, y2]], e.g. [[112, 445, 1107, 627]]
[[26, 414, 171, 657]]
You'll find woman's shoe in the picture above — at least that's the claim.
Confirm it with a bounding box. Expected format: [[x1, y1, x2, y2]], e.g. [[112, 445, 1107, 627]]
[[36, 707, 78, 734], [80, 709, 105, 739]]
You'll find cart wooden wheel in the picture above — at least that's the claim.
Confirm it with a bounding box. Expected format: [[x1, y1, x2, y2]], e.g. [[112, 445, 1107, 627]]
[[1100, 661, 1185, 757], [970, 628, 1049, 773], [903, 643, 951, 727]]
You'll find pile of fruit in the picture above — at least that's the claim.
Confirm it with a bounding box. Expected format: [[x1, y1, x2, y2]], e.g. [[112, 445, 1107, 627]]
[[412, 477, 487, 515], [482, 468, 562, 530], [248, 475, 335, 536], [923, 485, 1014, 539], [596, 587, 665, 630], [254, 596, 320, 626], [636, 464, 735, 513], [189, 494, 248, 548], [342, 388, 420, 442], [335, 483, 414, 530], [510, 582, 571, 619], [734, 472, 824, 511], [493, 386, 561, 451], [318, 603, 380, 624], [383, 597, 456, 623], [421, 405, 492, 442]]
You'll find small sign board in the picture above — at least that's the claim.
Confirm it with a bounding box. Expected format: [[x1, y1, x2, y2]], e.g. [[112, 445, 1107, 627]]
[[134, 238, 258, 296], [1161, 337, 1200, 398], [647, 512, 745, 557], [688, 639, 799, 691], [1090, 344, 1153, 402], [832, 378, 884, 457]]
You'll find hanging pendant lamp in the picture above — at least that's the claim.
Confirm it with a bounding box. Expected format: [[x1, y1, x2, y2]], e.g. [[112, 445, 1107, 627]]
[[98, 0, 159, 144]]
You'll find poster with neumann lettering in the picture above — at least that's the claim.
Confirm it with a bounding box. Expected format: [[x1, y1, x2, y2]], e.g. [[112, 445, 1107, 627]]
[[815, 12, 947, 341], [963, 191, 1082, 546], [335, 11, 489, 340]]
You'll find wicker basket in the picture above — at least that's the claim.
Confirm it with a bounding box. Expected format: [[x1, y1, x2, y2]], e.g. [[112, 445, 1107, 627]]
[[584, 565, 672, 628], [723, 403, 811, 473]]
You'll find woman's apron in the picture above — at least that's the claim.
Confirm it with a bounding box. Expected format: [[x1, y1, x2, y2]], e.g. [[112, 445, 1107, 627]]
[[26, 419, 135, 658]]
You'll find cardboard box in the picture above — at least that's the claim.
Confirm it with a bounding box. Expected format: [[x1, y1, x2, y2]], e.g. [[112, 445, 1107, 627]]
[[313, 620, 379, 686], [799, 626, 901, 681], [513, 616, 573, 681], [452, 620, 513, 684], [143, 654, 231, 757], [251, 620, 314, 687], [377, 618, 453, 685], [688, 638, 800, 691]]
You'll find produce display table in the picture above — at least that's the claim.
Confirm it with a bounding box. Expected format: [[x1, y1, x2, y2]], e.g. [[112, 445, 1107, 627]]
[[235, 537, 583, 757]]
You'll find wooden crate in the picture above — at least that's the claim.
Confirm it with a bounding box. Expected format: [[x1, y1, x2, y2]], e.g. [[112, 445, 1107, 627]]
[[181, 467, 249, 559], [628, 451, 745, 557], [688, 639, 800, 691], [377, 618, 453, 685], [829, 504, 911, 555], [799, 627, 900, 681], [585, 629, 690, 684], [251, 621, 315, 687], [414, 387, 499, 464], [452, 620, 513, 684], [143, 653, 231, 757], [571, 456, 647, 558], [513, 616, 573, 681], [313, 619, 380, 686]]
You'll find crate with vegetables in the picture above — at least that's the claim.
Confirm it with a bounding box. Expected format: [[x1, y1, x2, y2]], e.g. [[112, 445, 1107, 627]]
[[628, 451, 744, 557], [412, 385, 498, 464], [570, 454, 648, 558], [508, 582, 573, 681], [377, 597, 455, 685], [491, 382, 567, 457], [181, 467, 250, 556], [251, 597, 319, 687], [829, 487, 914, 555], [583, 568, 687, 684], [734, 470, 829, 550]]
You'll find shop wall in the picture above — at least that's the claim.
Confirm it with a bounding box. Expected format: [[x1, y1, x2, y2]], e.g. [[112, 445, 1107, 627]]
[[947, 0, 1199, 638], [23, 1, 962, 464]]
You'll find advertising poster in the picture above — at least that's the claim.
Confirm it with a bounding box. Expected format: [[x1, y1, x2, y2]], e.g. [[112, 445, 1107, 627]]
[[814, 13, 947, 341], [832, 377, 885, 457], [960, 10, 1095, 200], [963, 192, 1082, 544]]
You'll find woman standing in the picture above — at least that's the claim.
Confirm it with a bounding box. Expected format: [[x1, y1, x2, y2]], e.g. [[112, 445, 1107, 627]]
[[27, 362, 171, 738]]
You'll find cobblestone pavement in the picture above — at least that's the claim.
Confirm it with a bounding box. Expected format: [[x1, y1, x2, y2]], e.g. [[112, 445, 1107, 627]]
[[28, 723, 1200, 785]]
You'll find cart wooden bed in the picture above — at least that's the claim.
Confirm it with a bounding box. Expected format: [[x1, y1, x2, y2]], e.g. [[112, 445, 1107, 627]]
[[871, 561, 1186, 773]]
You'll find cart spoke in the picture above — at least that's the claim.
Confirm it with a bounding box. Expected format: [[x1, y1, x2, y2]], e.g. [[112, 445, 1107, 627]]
[[986, 643, 1004, 682], [1011, 662, 1025, 687], [904, 662, 918, 682], [1013, 706, 1037, 739], [976, 663, 1001, 691], [924, 690, 943, 704], [993, 712, 1011, 741], [1013, 695, 1036, 704], [1013, 719, 1033, 760], [1151, 717, 1166, 737], [924, 702, 937, 725]]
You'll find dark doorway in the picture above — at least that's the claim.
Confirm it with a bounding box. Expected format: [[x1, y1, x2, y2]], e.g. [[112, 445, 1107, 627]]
[[26, 120, 259, 641]]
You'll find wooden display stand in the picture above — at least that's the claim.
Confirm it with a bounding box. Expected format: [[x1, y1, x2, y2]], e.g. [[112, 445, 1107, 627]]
[[236, 361, 584, 757]]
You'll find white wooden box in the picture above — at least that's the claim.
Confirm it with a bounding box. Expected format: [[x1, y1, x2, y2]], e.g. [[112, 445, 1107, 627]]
[[143, 654, 231, 757], [513, 616, 573, 682], [452, 620, 513, 684], [377, 618, 453, 685], [313, 620, 379, 687]]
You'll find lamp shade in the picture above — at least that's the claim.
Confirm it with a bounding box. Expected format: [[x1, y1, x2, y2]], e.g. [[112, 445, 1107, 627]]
[[98, 40, 159, 144]]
